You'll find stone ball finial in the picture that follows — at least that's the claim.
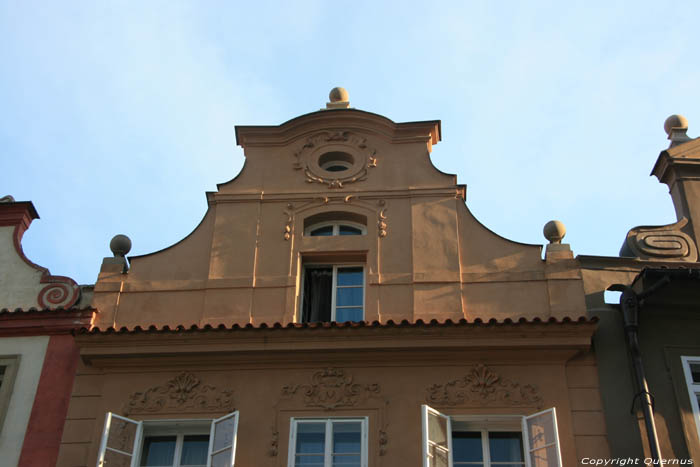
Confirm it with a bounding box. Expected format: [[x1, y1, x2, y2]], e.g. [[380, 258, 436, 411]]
[[110, 234, 132, 258], [329, 87, 349, 103], [543, 220, 566, 244], [664, 114, 688, 136]]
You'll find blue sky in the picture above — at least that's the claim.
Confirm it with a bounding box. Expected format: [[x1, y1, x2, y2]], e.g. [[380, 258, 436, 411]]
[[1, 1, 699, 284]]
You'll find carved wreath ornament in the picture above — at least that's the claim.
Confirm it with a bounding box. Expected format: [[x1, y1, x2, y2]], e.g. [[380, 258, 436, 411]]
[[292, 131, 378, 189], [123, 372, 235, 415], [281, 368, 381, 410], [426, 364, 543, 408]]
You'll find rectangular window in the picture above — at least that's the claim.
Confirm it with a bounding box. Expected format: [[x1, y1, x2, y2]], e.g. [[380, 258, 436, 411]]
[[422, 405, 562, 467], [682, 356, 700, 444], [301, 265, 364, 323], [288, 417, 368, 467], [0, 356, 20, 434], [97, 411, 238, 467]]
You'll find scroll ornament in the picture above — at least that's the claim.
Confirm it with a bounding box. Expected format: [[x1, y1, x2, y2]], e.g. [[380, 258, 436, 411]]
[[619, 217, 697, 262], [426, 364, 543, 408], [124, 372, 234, 415]]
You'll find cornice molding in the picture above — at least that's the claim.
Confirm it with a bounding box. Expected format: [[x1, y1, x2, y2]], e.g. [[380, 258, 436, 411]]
[[235, 109, 440, 149]]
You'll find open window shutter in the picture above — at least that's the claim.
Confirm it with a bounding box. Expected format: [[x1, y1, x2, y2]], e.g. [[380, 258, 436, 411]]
[[421, 404, 452, 467], [96, 412, 142, 467], [522, 408, 562, 467], [207, 410, 239, 467]]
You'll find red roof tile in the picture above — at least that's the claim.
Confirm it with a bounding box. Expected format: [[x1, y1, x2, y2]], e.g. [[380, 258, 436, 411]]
[[78, 316, 596, 335]]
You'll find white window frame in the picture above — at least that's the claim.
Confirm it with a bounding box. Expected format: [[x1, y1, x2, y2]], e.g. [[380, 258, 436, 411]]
[[421, 405, 562, 467], [681, 356, 700, 444], [423, 404, 452, 467], [300, 264, 365, 322], [138, 419, 211, 467], [451, 416, 526, 467], [304, 221, 367, 236], [287, 417, 369, 467], [97, 411, 239, 467]]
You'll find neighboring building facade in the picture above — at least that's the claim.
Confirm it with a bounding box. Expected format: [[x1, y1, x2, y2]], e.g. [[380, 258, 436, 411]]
[[57, 90, 609, 467], [0, 197, 93, 466], [579, 115, 700, 462]]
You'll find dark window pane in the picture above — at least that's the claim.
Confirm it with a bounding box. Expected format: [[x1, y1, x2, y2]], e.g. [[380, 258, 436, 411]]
[[332, 422, 361, 454], [295, 454, 325, 466], [332, 454, 361, 466], [335, 308, 363, 322], [336, 287, 363, 307], [325, 165, 348, 172], [296, 423, 326, 454], [140, 436, 176, 466], [181, 435, 209, 466], [303, 268, 332, 323], [452, 432, 483, 463], [337, 268, 363, 286], [690, 362, 700, 383], [339, 225, 362, 235], [489, 432, 524, 462], [310, 226, 333, 236]]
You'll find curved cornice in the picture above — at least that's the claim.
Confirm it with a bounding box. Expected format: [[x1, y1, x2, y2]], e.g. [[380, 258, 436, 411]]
[[235, 109, 440, 149]]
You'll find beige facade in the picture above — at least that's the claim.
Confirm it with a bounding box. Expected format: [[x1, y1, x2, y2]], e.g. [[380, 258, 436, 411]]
[[59, 91, 608, 466]]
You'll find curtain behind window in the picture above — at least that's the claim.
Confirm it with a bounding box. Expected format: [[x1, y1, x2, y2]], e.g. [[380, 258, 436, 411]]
[[303, 267, 333, 322]]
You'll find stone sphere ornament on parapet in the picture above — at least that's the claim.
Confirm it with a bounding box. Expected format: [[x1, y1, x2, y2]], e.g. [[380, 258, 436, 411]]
[[110, 234, 132, 258], [543, 220, 566, 244]]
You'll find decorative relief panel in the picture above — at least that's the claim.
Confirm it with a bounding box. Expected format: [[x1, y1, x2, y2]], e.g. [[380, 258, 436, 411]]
[[426, 364, 543, 408], [271, 368, 390, 457], [292, 131, 377, 189], [281, 368, 381, 410], [123, 372, 234, 415], [620, 217, 698, 262]]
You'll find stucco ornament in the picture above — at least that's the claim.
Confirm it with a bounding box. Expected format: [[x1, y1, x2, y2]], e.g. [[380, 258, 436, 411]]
[[281, 367, 381, 410], [377, 199, 388, 238], [620, 217, 698, 262], [37, 277, 80, 309], [272, 368, 390, 457], [283, 203, 294, 240], [123, 372, 234, 415], [292, 131, 378, 188], [426, 364, 543, 408]]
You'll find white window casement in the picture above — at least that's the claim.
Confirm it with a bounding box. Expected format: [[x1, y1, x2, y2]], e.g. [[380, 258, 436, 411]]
[[301, 265, 364, 323], [681, 356, 700, 443], [287, 417, 368, 467], [422, 405, 562, 467], [304, 221, 366, 237], [96, 411, 239, 467]]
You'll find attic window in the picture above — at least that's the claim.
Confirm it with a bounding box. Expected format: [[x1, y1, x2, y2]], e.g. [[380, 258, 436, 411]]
[[307, 222, 366, 236], [318, 151, 354, 173], [303, 212, 368, 237]]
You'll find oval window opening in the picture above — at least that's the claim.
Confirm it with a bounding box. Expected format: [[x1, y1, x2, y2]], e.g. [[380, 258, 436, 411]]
[[319, 151, 354, 173]]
